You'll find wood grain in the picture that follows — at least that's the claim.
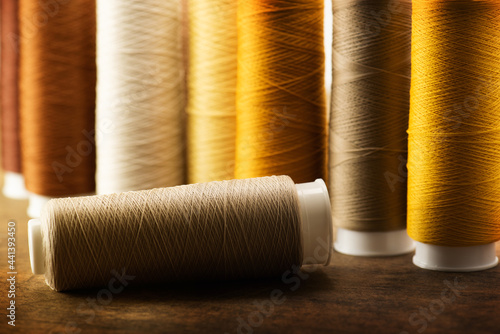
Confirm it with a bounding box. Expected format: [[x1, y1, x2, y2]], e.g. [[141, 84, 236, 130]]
[[0, 173, 499, 334]]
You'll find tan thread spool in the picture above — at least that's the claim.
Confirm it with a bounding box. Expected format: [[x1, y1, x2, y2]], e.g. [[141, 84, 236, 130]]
[[28, 176, 332, 291], [330, 0, 411, 232], [330, 0, 414, 256]]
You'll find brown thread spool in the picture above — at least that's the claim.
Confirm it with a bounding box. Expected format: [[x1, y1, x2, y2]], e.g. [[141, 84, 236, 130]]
[[1, 0, 28, 199], [28, 176, 332, 291], [19, 0, 96, 214]]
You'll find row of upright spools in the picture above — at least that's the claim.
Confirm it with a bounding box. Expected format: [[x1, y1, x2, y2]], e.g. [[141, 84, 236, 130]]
[[2, 0, 500, 273]]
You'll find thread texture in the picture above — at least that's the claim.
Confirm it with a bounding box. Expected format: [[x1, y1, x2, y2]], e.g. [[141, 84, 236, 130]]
[[41, 176, 303, 291], [187, 0, 237, 183], [408, 0, 500, 246], [19, 0, 96, 197], [235, 0, 327, 184], [96, 0, 185, 194], [330, 0, 411, 232], [1, 0, 21, 173]]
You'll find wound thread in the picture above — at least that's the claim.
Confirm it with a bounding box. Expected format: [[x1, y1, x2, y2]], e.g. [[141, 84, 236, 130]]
[[1, 0, 21, 173], [96, 0, 185, 194], [19, 0, 96, 197], [235, 0, 327, 184], [187, 0, 237, 183], [41, 176, 303, 291], [408, 0, 500, 246], [330, 0, 412, 232]]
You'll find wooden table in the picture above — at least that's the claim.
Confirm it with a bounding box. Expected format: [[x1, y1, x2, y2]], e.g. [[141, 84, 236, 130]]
[[1, 174, 499, 334]]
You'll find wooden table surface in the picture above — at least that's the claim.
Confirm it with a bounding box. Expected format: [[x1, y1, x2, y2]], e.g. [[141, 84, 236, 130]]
[[0, 174, 499, 334]]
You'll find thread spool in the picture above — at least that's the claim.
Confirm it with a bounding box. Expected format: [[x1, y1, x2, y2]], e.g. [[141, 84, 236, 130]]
[[408, 0, 500, 271], [330, 0, 414, 256], [235, 0, 328, 184], [19, 0, 96, 216], [1, 0, 28, 199], [28, 176, 332, 291], [96, 0, 185, 194], [186, 0, 237, 183]]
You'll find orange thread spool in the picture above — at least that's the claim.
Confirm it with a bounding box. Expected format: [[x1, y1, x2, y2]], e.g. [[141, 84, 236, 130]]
[[235, 0, 327, 183]]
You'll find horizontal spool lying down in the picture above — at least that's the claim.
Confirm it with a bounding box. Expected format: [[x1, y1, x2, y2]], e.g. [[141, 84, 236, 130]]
[[28, 176, 332, 291]]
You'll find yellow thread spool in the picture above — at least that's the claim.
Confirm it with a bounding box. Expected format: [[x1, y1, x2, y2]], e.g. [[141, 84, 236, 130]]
[[408, 0, 500, 271], [187, 0, 237, 183]]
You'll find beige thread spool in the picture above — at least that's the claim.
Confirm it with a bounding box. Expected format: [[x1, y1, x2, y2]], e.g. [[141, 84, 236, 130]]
[[330, 0, 414, 256], [28, 176, 332, 291]]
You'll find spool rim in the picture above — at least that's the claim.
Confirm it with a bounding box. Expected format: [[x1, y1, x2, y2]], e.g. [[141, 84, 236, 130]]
[[413, 241, 498, 272], [2, 172, 29, 200], [334, 228, 415, 257], [28, 219, 45, 275], [27, 193, 52, 218], [296, 178, 333, 266]]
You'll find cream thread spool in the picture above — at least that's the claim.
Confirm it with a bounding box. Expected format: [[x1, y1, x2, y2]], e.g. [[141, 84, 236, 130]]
[[95, 0, 185, 194], [28, 176, 332, 291]]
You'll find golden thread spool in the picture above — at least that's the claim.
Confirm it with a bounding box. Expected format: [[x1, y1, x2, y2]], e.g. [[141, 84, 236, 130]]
[[408, 0, 500, 250], [187, 0, 237, 183], [235, 0, 327, 184]]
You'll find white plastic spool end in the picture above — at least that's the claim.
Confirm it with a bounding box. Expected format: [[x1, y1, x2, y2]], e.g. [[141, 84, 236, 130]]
[[28, 219, 45, 275], [296, 179, 333, 265], [2, 172, 29, 199], [334, 228, 415, 256], [27, 193, 53, 218], [413, 242, 498, 272]]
